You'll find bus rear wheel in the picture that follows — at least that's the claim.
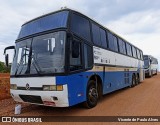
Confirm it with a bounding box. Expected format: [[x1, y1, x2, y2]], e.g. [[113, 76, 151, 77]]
[[131, 75, 136, 87], [83, 80, 98, 109], [149, 71, 152, 77], [136, 74, 140, 85], [155, 70, 158, 75]]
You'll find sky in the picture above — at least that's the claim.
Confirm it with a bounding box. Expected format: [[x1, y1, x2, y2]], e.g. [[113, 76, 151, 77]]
[[0, 0, 160, 69]]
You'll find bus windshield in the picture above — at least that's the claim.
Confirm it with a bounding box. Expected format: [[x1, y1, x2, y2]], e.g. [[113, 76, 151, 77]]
[[144, 56, 149, 69], [18, 11, 69, 39], [11, 31, 66, 76]]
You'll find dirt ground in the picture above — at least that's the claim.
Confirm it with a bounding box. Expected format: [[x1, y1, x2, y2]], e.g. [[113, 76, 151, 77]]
[[0, 74, 160, 125], [0, 73, 10, 100]]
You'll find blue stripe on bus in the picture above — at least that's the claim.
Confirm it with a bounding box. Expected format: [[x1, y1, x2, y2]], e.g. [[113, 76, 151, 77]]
[[56, 70, 139, 106]]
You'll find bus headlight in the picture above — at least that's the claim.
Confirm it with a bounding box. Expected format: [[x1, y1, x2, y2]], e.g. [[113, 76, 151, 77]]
[[43, 85, 63, 91], [56, 85, 63, 91], [43, 85, 56, 91], [11, 84, 17, 90]]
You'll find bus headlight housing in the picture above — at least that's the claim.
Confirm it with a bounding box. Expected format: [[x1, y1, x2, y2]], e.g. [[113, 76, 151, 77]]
[[11, 84, 17, 90], [43, 85, 63, 91]]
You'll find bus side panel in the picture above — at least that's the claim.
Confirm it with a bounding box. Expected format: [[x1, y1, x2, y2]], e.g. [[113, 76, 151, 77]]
[[56, 71, 104, 106], [151, 64, 158, 74], [56, 74, 84, 106], [103, 69, 133, 95], [89, 65, 133, 96], [139, 60, 145, 81]]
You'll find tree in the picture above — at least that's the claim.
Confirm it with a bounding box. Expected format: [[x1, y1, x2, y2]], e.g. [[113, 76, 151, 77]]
[[0, 61, 10, 73]]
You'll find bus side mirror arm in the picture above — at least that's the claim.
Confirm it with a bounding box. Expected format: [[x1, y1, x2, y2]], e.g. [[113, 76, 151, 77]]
[[150, 59, 152, 63], [5, 54, 9, 67], [4, 46, 15, 67], [4, 46, 15, 55]]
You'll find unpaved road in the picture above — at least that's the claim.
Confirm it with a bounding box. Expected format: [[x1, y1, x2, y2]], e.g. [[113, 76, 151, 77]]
[[0, 74, 160, 125], [0, 73, 10, 100]]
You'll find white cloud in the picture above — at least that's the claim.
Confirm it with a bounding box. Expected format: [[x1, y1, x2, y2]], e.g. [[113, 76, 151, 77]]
[[106, 10, 160, 34], [105, 9, 160, 69]]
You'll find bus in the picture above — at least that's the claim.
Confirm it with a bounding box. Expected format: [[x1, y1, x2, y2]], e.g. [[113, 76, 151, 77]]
[[143, 55, 158, 77], [4, 8, 145, 108]]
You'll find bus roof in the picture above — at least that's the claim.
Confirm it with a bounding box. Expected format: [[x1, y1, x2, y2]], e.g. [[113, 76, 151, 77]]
[[22, 9, 70, 26], [22, 8, 142, 52], [68, 8, 143, 52], [144, 55, 157, 59]]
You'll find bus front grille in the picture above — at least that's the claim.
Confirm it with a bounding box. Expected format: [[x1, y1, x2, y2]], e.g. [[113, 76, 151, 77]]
[[19, 95, 43, 104]]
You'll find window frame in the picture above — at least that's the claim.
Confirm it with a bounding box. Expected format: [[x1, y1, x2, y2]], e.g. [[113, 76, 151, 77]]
[[118, 38, 126, 55], [126, 43, 132, 57], [99, 27, 107, 49], [140, 51, 143, 60], [107, 31, 115, 51], [68, 10, 144, 62], [91, 22, 108, 48], [91, 23, 101, 46], [132, 46, 137, 58], [136, 49, 141, 59], [113, 35, 119, 52], [70, 12, 91, 43], [69, 38, 83, 72], [84, 43, 94, 69]]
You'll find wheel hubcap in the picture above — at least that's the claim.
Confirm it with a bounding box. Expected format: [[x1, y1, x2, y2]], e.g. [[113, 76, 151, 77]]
[[89, 87, 98, 104], [133, 78, 136, 85]]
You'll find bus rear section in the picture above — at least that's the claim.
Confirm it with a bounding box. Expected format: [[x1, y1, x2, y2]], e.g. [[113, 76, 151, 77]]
[[143, 55, 158, 77]]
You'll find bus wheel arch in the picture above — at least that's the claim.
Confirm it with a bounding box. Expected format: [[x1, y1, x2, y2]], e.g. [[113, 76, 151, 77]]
[[83, 74, 103, 108], [89, 75, 103, 99]]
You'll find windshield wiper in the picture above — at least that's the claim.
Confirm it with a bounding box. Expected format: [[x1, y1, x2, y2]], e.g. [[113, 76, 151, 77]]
[[14, 54, 26, 76], [25, 46, 32, 74], [31, 56, 43, 75], [25, 47, 42, 75]]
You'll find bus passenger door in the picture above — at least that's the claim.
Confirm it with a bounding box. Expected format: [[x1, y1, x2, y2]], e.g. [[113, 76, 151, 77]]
[[68, 38, 86, 104]]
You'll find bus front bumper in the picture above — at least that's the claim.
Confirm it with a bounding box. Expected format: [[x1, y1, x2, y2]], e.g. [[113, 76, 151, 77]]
[[10, 84, 69, 107]]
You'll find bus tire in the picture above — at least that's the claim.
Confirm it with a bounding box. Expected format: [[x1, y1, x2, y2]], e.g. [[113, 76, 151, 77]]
[[131, 75, 136, 87], [155, 70, 158, 75], [151, 71, 153, 77], [149, 71, 152, 78], [83, 80, 98, 109], [136, 74, 140, 85]]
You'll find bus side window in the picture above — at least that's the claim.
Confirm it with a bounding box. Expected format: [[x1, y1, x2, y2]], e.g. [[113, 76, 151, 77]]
[[107, 32, 114, 51], [70, 40, 83, 71], [70, 13, 91, 42], [84, 44, 93, 69], [92, 23, 101, 46], [140, 51, 143, 60], [126, 43, 132, 56], [132, 46, 137, 58], [118, 38, 126, 54], [136, 49, 141, 59], [113, 35, 118, 52]]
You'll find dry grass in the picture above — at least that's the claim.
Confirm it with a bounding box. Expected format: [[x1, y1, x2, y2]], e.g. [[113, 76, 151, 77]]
[[0, 73, 11, 100]]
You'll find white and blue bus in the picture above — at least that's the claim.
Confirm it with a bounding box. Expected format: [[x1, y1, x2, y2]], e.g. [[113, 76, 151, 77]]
[[4, 8, 144, 108], [143, 55, 158, 77]]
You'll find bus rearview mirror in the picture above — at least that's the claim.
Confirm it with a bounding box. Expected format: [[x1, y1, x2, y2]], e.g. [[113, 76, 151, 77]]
[[5, 54, 9, 67], [4, 45, 15, 67], [150, 59, 152, 63]]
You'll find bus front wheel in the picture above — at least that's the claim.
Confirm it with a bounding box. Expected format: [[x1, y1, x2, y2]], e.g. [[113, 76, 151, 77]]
[[83, 80, 98, 109]]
